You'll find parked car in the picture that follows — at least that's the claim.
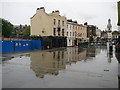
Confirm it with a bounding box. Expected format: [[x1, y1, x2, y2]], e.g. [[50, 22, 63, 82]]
[[115, 42, 120, 51]]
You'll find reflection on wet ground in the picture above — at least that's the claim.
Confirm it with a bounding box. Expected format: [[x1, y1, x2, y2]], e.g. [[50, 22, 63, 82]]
[[2, 46, 119, 88], [0, 64, 1, 90], [115, 50, 120, 88]]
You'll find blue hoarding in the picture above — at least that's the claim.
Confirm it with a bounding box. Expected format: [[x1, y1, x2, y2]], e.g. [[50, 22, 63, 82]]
[[1, 40, 42, 53]]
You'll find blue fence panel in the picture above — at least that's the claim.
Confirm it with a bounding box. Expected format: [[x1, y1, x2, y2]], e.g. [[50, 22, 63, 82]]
[[14, 41, 32, 52], [1, 40, 42, 53], [31, 40, 42, 50], [0, 41, 2, 53], [2, 40, 14, 53]]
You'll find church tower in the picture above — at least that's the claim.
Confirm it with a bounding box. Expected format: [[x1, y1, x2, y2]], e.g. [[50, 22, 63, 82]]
[[107, 19, 112, 40], [107, 19, 112, 31]]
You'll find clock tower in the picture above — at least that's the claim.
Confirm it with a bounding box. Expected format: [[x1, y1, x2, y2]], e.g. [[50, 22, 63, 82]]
[[107, 19, 112, 31]]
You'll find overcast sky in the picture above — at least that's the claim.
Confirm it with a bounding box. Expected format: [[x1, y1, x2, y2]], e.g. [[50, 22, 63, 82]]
[[0, 0, 119, 31]]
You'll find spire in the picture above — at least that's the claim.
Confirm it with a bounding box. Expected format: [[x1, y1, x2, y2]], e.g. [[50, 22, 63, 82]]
[[107, 18, 112, 31]]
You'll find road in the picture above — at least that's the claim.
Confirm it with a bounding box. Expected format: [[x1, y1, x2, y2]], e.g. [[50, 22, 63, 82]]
[[2, 45, 119, 88]]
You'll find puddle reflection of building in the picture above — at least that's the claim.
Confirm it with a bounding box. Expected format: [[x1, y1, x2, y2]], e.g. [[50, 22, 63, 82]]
[[30, 49, 67, 78], [71, 48, 78, 63], [78, 49, 87, 61], [86, 46, 96, 58], [107, 50, 113, 63], [66, 47, 88, 64], [66, 47, 73, 65]]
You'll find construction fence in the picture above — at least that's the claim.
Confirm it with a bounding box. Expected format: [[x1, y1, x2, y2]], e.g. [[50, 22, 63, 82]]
[[0, 40, 42, 53]]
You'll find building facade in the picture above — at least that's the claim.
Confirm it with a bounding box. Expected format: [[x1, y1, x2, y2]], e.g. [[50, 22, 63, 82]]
[[67, 19, 73, 46], [12, 24, 25, 37], [101, 31, 108, 41], [77, 24, 88, 42], [72, 21, 78, 46], [112, 31, 120, 40], [96, 28, 101, 41], [86, 24, 96, 42], [30, 7, 67, 48], [70, 21, 88, 46], [30, 7, 67, 37]]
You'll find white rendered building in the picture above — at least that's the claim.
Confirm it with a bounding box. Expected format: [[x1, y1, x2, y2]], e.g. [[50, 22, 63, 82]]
[[67, 20, 73, 46]]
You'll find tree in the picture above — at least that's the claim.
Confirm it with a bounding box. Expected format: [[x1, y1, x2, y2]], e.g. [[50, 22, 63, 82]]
[[23, 25, 30, 37], [1, 18, 13, 37]]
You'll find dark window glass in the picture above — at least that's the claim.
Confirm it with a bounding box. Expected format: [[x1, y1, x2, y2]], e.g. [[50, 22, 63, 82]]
[[70, 32, 71, 36], [58, 20, 60, 26], [67, 32, 68, 36], [62, 29, 64, 36], [62, 21, 64, 26], [53, 28, 56, 36], [58, 28, 60, 36], [54, 19, 56, 25]]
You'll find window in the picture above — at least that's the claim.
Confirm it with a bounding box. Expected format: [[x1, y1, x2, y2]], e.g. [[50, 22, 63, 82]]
[[62, 29, 64, 36], [54, 19, 56, 25], [62, 21, 64, 26], [58, 20, 60, 26], [75, 33, 77, 36], [53, 28, 56, 36], [67, 25, 68, 29], [67, 32, 68, 36], [58, 28, 60, 36], [70, 32, 71, 36]]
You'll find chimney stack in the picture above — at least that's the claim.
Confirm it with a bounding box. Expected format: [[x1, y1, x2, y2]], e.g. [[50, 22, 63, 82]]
[[52, 10, 60, 15], [36, 7, 45, 13]]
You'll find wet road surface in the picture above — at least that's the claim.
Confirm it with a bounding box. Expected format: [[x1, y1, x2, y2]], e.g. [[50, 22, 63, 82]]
[[2, 45, 119, 88]]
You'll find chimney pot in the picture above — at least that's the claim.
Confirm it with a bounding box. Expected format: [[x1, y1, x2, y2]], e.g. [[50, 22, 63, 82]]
[[37, 8, 39, 10], [40, 7, 44, 9]]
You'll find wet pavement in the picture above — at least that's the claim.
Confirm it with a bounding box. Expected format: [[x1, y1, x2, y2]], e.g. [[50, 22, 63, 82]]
[[0, 57, 2, 90], [2, 45, 119, 88]]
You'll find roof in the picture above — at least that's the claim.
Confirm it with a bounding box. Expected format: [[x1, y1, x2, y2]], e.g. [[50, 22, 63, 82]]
[[67, 19, 72, 22]]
